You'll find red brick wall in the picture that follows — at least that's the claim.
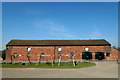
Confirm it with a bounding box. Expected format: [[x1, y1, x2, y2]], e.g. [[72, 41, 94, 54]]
[[5, 45, 113, 62], [106, 48, 118, 60]]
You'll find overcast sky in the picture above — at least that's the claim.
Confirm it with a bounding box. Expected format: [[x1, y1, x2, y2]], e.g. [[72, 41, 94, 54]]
[[2, 2, 118, 50]]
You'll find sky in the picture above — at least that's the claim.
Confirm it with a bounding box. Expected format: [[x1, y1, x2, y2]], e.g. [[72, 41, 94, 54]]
[[2, 2, 118, 50]]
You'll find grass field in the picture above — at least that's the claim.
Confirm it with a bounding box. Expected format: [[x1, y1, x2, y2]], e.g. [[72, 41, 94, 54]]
[[1, 62, 96, 68]]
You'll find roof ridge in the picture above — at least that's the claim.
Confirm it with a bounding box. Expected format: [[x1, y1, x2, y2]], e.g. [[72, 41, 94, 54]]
[[6, 39, 111, 46], [11, 39, 106, 41]]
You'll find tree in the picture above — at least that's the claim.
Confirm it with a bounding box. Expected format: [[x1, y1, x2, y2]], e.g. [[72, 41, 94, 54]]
[[112, 46, 117, 49], [2, 49, 6, 60], [117, 47, 120, 51]]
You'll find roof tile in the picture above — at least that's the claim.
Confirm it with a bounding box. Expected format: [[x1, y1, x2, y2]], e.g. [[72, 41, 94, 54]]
[[6, 39, 111, 46]]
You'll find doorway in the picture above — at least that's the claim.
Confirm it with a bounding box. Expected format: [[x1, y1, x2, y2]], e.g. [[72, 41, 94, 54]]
[[95, 52, 104, 60], [82, 52, 92, 60]]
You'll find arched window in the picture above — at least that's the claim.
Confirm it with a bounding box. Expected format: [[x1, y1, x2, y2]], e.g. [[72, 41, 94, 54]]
[[27, 47, 31, 51], [84, 47, 89, 52], [58, 46, 62, 51]]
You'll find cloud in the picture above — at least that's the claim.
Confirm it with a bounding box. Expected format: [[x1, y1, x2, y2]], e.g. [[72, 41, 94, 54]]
[[89, 26, 118, 47], [89, 27, 103, 39], [32, 19, 76, 38]]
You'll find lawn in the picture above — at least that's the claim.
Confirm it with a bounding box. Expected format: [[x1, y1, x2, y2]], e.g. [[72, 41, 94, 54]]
[[1, 62, 96, 68]]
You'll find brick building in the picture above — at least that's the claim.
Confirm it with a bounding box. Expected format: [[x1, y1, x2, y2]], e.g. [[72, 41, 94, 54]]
[[5, 39, 118, 62]]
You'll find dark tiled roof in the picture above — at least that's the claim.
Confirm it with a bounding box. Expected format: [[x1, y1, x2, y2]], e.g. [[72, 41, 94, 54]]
[[6, 39, 111, 46]]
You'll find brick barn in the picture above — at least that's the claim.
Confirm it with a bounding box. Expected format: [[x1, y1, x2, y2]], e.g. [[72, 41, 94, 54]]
[[5, 39, 118, 62]]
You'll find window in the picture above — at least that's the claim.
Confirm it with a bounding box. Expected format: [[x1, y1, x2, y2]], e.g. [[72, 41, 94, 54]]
[[58, 46, 62, 51], [70, 52, 74, 59], [58, 53, 62, 58], [84, 47, 89, 52], [106, 53, 110, 57], [27, 53, 31, 58], [27, 47, 31, 51], [40, 53, 45, 58], [14, 53, 18, 58]]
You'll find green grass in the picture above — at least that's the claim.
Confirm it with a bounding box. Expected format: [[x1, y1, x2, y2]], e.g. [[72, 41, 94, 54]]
[[1, 62, 96, 68]]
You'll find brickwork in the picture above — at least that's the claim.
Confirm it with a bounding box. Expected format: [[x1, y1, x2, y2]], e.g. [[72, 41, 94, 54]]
[[106, 48, 118, 60], [5, 45, 118, 62]]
